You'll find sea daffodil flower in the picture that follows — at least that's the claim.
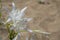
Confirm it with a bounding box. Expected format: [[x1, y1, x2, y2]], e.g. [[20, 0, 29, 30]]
[[5, 2, 32, 40], [5, 2, 32, 31], [4, 2, 51, 40]]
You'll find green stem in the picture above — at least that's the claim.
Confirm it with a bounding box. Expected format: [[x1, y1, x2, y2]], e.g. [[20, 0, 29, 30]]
[[6, 23, 17, 40]]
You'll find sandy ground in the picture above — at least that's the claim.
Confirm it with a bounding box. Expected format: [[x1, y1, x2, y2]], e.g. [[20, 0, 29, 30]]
[[0, 0, 60, 40]]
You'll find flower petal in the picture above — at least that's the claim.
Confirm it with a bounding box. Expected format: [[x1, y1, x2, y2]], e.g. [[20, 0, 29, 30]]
[[4, 18, 11, 24], [18, 7, 27, 18], [12, 2, 16, 10], [24, 18, 32, 22]]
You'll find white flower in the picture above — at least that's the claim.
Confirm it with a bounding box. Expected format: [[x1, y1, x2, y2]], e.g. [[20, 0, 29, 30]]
[[5, 3, 31, 40], [4, 2, 51, 40], [5, 2, 27, 23], [5, 2, 32, 31]]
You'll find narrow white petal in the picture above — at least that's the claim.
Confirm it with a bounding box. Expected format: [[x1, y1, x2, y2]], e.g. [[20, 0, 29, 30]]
[[41, 32, 51, 34], [27, 18, 32, 22], [6, 18, 11, 22], [4, 18, 11, 24], [24, 18, 32, 22], [13, 23, 16, 27], [27, 29, 33, 33], [12, 2, 16, 10], [21, 7, 27, 13], [18, 7, 27, 18], [34, 30, 51, 34]]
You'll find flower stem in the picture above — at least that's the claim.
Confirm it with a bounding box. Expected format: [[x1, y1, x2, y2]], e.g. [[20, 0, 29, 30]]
[[6, 23, 17, 40]]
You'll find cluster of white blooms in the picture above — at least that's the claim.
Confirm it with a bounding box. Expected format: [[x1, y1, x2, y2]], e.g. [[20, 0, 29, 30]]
[[4, 2, 32, 40], [4, 2, 51, 40], [5, 2, 32, 31]]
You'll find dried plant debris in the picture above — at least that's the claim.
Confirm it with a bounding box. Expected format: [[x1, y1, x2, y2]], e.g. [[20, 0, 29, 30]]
[[38, 0, 50, 4]]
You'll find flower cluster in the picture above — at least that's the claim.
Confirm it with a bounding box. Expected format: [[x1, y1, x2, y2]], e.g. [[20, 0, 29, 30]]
[[5, 2, 32, 31], [4, 2, 32, 40], [4, 2, 51, 40]]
